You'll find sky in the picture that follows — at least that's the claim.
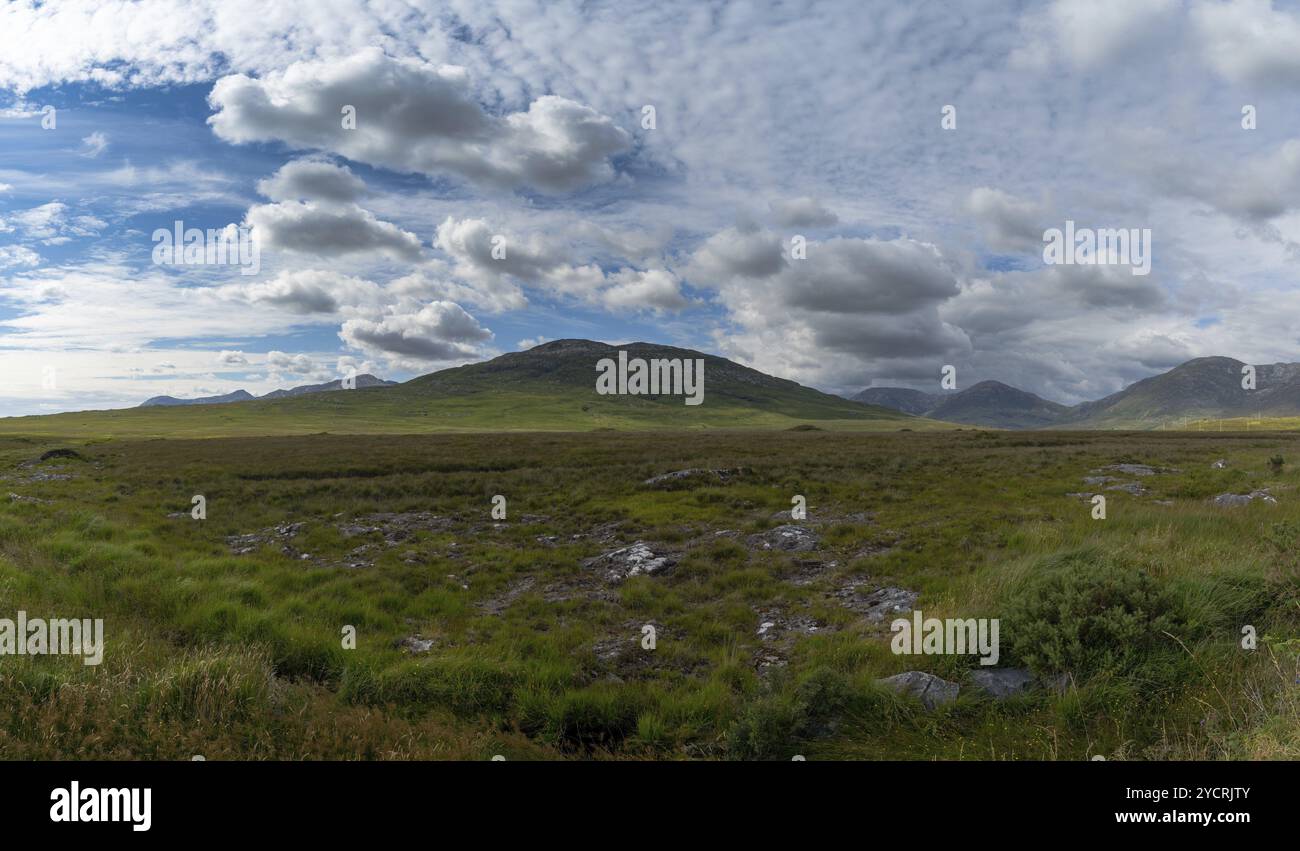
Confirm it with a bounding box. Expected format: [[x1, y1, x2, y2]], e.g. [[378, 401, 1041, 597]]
[[4, 0, 1300, 417]]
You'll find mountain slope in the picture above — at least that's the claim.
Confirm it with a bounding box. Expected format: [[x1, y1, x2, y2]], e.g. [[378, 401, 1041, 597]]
[[853, 387, 937, 415], [855, 380, 1067, 428], [1063, 356, 1300, 427], [4, 340, 945, 439], [260, 374, 396, 399], [141, 389, 256, 407]]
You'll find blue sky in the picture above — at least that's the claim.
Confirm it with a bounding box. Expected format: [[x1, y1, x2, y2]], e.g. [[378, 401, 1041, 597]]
[[4, 0, 1300, 416]]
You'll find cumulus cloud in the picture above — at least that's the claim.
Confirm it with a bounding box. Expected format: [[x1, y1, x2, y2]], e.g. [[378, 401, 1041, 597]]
[[209, 48, 630, 193], [769, 197, 838, 228], [1192, 0, 1300, 87], [0, 202, 106, 245], [433, 216, 690, 314], [964, 187, 1048, 252], [600, 268, 691, 313], [266, 350, 315, 374], [0, 244, 41, 269], [256, 158, 366, 203], [1012, 0, 1181, 70], [245, 199, 422, 261], [340, 300, 493, 361], [687, 225, 787, 282], [216, 350, 248, 365], [217, 269, 382, 314]]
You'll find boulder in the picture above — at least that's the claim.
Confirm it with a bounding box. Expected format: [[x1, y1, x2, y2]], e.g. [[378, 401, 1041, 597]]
[[876, 671, 959, 710], [1211, 490, 1276, 508], [968, 667, 1034, 699]]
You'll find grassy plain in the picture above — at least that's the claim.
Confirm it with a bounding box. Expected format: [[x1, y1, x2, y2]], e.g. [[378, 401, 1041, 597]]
[[0, 428, 1296, 759]]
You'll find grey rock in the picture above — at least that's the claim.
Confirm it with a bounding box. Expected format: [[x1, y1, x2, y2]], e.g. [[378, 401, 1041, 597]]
[[585, 541, 677, 582], [1211, 459, 1227, 469], [876, 671, 959, 710], [969, 667, 1034, 699], [747, 524, 820, 553], [1211, 490, 1276, 508]]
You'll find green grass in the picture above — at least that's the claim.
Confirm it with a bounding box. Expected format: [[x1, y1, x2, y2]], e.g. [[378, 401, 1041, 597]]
[[0, 428, 1296, 759], [0, 387, 949, 440]]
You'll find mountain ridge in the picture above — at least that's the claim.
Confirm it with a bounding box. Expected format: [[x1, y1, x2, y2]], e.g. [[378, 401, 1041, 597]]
[[854, 356, 1300, 429], [140, 374, 396, 407]]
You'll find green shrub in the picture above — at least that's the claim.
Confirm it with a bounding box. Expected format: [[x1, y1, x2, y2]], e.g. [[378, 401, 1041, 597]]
[[1003, 549, 1185, 682]]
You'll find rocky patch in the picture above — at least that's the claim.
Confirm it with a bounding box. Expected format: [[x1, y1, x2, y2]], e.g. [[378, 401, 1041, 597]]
[[830, 581, 917, 622], [643, 468, 746, 488], [585, 541, 678, 582], [396, 635, 434, 654], [226, 522, 305, 556], [747, 524, 819, 553]]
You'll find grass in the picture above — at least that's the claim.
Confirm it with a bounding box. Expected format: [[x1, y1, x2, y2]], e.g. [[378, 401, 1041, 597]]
[[0, 428, 1296, 759]]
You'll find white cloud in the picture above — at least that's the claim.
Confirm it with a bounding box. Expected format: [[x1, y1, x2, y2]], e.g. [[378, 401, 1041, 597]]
[[80, 131, 109, 157], [209, 48, 629, 193]]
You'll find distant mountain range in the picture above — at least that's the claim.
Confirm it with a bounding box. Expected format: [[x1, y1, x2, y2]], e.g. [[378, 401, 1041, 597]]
[[12, 340, 929, 438], [140, 374, 396, 407], [854, 356, 1300, 428]]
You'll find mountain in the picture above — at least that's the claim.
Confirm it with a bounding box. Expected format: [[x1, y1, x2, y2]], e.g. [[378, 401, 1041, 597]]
[[854, 356, 1300, 429], [929, 381, 1070, 428], [854, 380, 1067, 428], [1062, 356, 1300, 428], [139, 375, 395, 407], [260, 374, 396, 399], [12, 341, 941, 439], [141, 389, 255, 407], [854, 387, 937, 416]]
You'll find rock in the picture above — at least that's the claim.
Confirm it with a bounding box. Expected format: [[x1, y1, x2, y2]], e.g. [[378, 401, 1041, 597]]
[[876, 671, 959, 710], [968, 667, 1034, 699], [831, 583, 917, 621], [585, 541, 677, 582], [396, 636, 434, 654], [1105, 481, 1147, 496], [643, 468, 743, 488], [1095, 463, 1179, 477], [747, 524, 819, 553], [7, 492, 47, 504], [1211, 459, 1227, 469], [1211, 490, 1276, 508]]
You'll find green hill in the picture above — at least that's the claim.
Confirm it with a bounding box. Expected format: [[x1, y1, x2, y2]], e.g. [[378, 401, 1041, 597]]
[[0, 339, 943, 439]]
